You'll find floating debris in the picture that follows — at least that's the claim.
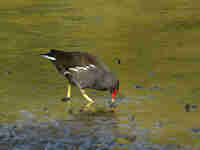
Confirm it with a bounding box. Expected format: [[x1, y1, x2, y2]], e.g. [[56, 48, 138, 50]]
[[149, 72, 156, 77], [149, 84, 163, 91], [189, 128, 200, 135], [7, 71, 12, 75], [184, 104, 197, 112], [41, 107, 48, 112], [128, 115, 135, 122], [191, 105, 197, 111], [32, 85, 38, 89], [113, 58, 121, 64], [133, 85, 144, 89], [153, 120, 165, 129]]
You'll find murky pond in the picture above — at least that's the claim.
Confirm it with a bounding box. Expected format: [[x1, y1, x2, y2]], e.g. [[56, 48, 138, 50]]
[[1, 0, 200, 149]]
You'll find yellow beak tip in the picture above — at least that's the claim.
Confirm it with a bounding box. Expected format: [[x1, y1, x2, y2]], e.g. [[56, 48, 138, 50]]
[[112, 98, 115, 102]]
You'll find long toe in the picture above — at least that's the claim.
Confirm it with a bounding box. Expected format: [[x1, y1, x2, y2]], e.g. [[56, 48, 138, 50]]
[[61, 97, 71, 102], [80, 102, 94, 112], [108, 102, 118, 113]]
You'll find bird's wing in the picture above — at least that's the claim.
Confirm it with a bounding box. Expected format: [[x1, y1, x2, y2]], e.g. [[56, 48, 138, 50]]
[[53, 50, 110, 72], [63, 64, 97, 75], [63, 64, 104, 89], [82, 53, 110, 72]]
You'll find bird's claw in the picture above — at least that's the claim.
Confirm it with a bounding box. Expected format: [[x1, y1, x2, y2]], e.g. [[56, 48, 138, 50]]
[[80, 102, 94, 112], [109, 101, 118, 108], [108, 101, 118, 112]]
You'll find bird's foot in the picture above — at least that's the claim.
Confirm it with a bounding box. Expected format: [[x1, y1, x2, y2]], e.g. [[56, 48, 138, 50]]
[[108, 101, 118, 108], [80, 102, 94, 112], [61, 97, 71, 102], [108, 101, 118, 112], [61, 98, 73, 113]]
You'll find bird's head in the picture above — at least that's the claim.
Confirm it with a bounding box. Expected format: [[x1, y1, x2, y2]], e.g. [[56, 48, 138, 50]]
[[40, 49, 57, 62]]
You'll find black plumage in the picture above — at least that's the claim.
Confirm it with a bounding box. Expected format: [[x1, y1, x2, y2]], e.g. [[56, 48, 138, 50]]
[[40, 49, 119, 106]]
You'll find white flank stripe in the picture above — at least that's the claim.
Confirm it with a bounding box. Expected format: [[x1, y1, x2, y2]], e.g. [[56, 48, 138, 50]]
[[63, 71, 70, 75], [75, 66, 81, 70], [42, 55, 56, 61], [69, 68, 78, 72], [75, 66, 87, 71], [68, 64, 96, 73], [80, 67, 87, 70], [89, 64, 96, 68], [85, 66, 90, 69]]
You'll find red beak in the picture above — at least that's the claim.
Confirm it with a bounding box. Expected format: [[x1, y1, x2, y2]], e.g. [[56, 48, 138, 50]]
[[112, 89, 118, 101]]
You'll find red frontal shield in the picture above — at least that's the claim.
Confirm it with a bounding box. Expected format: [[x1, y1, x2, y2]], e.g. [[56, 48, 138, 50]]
[[112, 89, 118, 99]]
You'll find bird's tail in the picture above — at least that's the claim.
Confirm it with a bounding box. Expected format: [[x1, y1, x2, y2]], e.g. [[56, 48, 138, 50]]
[[40, 50, 56, 61]]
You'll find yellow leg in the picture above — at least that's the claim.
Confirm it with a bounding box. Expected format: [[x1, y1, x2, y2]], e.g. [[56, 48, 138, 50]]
[[61, 84, 71, 102], [85, 102, 93, 108], [79, 89, 94, 111], [80, 89, 94, 103], [66, 84, 73, 113], [67, 84, 71, 98]]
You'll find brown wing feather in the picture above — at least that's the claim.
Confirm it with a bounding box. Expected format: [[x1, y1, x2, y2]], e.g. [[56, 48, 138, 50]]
[[53, 50, 110, 72]]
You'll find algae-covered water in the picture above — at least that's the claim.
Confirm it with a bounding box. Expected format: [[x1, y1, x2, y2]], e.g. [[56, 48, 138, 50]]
[[1, 0, 200, 149]]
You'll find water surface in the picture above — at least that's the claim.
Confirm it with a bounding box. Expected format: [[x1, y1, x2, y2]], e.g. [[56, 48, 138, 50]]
[[1, 0, 200, 149]]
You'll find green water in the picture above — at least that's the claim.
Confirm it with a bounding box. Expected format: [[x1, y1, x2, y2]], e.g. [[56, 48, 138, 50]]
[[1, 0, 200, 147]]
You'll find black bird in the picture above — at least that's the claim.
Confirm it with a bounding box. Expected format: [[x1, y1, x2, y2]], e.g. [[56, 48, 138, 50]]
[[40, 49, 119, 108]]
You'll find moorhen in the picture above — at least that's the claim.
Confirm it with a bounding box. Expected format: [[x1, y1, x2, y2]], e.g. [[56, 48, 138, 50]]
[[40, 49, 119, 108]]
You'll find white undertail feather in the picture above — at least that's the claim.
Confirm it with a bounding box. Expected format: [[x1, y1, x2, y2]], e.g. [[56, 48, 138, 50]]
[[41, 55, 56, 61], [85, 66, 90, 69], [75, 66, 87, 71], [69, 68, 78, 72], [89, 64, 96, 68]]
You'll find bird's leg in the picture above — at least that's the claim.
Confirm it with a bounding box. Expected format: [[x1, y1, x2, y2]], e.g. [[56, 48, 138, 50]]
[[80, 89, 94, 103], [61, 84, 71, 102], [67, 83, 71, 98], [80, 89, 95, 109]]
